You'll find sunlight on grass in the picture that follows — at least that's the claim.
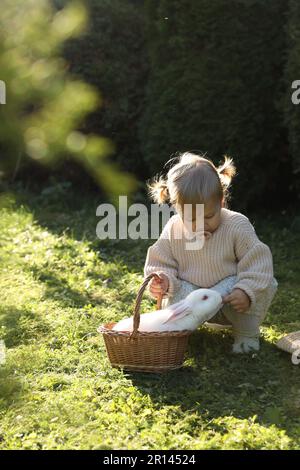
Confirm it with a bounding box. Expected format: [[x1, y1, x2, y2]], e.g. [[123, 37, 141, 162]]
[[0, 186, 299, 449]]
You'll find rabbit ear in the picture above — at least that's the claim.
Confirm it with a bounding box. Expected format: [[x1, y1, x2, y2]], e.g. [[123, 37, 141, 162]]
[[163, 300, 191, 324]]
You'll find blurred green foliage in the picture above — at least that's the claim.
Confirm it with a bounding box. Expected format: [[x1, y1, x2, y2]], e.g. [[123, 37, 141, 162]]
[[0, 0, 136, 203], [61, 0, 149, 178]]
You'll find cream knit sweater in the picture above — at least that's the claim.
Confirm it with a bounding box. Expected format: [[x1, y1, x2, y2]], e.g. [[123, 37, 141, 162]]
[[144, 208, 274, 309]]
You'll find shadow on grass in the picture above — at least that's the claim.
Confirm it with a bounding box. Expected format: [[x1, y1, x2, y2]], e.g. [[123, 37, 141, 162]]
[[122, 328, 300, 440], [13, 187, 152, 271], [0, 305, 46, 411], [0, 305, 50, 348], [23, 264, 146, 317], [28, 266, 107, 309], [0, 365, 26, 411]]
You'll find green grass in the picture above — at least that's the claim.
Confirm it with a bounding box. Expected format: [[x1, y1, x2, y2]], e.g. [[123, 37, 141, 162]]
[[0, 181, 299, 450]]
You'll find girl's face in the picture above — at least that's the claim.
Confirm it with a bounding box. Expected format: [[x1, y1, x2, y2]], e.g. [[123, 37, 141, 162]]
[[179, 198, 223, 234]]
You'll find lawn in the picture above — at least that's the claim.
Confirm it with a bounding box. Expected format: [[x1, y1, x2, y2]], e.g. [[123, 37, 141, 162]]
[[0, 180, 299, 450]]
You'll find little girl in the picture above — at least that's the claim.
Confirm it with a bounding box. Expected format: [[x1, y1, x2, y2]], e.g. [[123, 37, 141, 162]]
[[144, 152, 278, 353]]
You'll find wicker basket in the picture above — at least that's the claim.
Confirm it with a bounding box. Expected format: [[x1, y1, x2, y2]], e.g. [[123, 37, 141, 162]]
[[98, 273, 192, 373], [276, 331, 300, 354]]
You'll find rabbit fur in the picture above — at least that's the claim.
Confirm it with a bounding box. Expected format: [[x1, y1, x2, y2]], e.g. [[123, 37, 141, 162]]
[[112, 288, 223, 333]]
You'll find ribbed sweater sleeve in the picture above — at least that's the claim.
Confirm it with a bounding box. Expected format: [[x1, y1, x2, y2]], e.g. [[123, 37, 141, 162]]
[[144, 217, 180, 298], [233, 217, 274, 309]]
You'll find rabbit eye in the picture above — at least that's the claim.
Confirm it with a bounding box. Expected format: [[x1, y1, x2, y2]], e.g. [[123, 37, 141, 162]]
[[202, 295, 208, 300]]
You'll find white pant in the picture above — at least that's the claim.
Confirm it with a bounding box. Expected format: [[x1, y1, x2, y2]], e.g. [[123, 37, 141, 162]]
[[162, 275, 278, 339]]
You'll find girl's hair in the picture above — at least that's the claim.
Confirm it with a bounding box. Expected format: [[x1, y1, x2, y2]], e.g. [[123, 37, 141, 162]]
[[146, 152, 237, 210]]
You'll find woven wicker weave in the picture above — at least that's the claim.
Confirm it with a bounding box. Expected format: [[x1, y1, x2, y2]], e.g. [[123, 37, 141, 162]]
[[98, 273, 191, 373], [276, 331, 300, 354]]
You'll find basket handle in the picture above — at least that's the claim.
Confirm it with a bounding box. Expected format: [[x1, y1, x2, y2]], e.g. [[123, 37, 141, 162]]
[[130, 273, 164, 339]]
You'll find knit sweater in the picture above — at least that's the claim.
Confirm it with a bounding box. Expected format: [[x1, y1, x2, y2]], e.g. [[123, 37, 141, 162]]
[[144, 208, 275, 309]]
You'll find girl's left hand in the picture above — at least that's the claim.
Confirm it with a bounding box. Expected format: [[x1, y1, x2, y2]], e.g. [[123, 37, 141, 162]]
[[222, 288, 251, 314]]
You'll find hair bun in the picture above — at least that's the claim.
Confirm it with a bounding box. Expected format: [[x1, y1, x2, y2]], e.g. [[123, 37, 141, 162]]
[[217, 155, 236, 188], [158, 183, 169, 204], [146, 177, 170, 204]]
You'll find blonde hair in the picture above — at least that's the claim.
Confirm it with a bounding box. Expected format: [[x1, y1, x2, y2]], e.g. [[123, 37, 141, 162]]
[[146, 152, 237, 211]]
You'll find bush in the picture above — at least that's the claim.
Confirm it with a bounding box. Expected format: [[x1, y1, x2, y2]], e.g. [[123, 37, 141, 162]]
[[141, 0, 288, 211], [282, 0, 300, 202], [61, 0, 149, 178]]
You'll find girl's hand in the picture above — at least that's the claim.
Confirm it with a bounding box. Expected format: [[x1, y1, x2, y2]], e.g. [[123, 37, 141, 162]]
[[149, 273, 169, 299], [222, 288, 251, 314]]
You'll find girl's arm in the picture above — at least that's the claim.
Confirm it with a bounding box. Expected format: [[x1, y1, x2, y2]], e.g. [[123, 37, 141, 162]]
[[233, 217, 274, 309], [144, 217, 180, 298]]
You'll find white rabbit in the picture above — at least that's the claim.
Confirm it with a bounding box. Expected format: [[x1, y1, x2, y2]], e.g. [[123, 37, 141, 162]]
[[112, 288, 223, 333]]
